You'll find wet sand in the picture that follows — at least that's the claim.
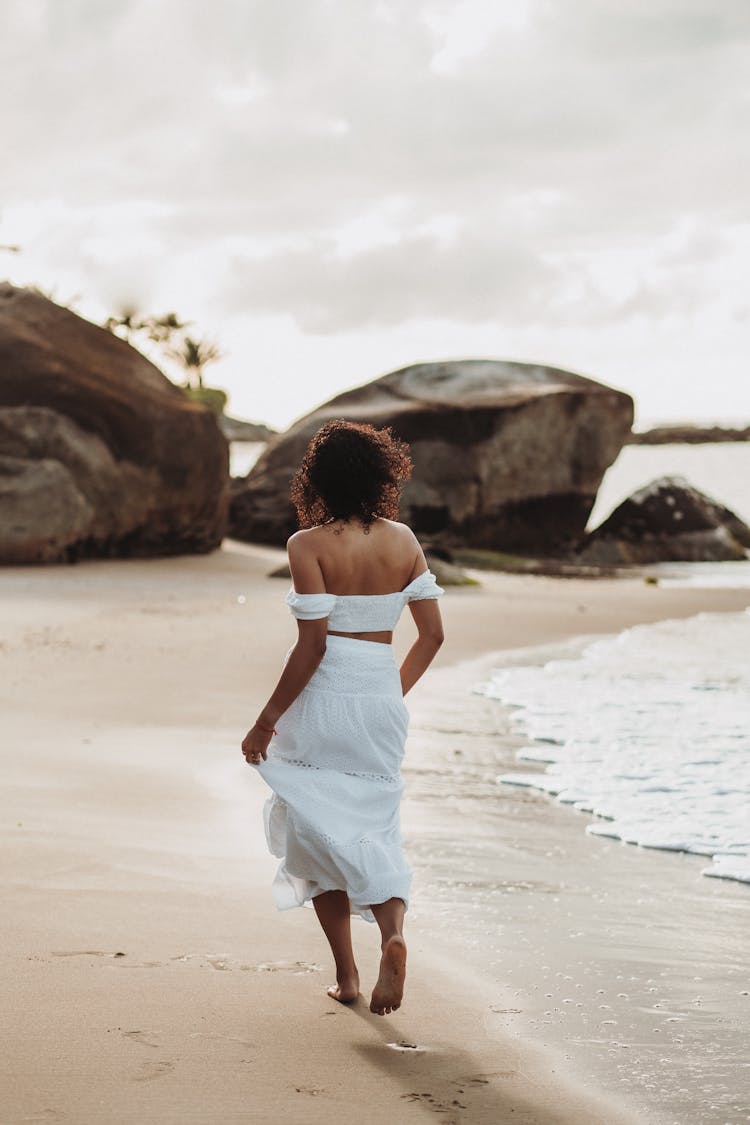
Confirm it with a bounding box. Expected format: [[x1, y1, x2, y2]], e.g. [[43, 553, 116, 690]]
[[1, 540, 748, 1124]]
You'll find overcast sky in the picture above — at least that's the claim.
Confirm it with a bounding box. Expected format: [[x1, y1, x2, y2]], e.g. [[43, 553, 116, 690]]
[[2, 0, 749, 428]]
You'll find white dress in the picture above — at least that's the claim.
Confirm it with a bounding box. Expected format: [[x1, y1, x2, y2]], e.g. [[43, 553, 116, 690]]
[[255, 570, 444, 922]]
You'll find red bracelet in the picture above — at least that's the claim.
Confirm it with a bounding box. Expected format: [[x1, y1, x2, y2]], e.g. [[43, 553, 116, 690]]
[[255, 721, 277, 735]]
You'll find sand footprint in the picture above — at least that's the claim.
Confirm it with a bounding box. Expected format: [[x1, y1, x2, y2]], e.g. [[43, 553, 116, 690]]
[[206, 956, 230, 971], [169, 952, 234, 971], [168, 954, 322, 974], [51, 950, 125, 958], [122, 1029, 161, 1049], [189, 1031, 255, 1048], [246, 960, 322, 975], [400, 1091, 464, 1120], [132, 1059, 175, 1083]]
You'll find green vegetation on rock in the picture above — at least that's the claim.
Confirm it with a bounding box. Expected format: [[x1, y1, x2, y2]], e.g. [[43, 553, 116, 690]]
[[181, 384, 228, 415]]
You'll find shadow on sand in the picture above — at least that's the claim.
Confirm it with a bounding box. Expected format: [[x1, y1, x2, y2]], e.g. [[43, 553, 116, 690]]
[[342, 995, 580, 1125]]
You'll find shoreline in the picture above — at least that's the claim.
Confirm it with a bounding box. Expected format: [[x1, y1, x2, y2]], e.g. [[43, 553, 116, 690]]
[[2, 542, 748, 1123]]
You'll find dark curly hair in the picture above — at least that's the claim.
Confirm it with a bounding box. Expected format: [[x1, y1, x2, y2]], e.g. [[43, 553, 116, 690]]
[[290, 419, 413, 529]]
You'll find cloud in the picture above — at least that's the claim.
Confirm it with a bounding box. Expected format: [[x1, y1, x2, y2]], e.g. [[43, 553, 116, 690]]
[[1, 0, 748, 420], [538, 0, 750, 59], [5, 0, 747, 225], [219, 219, 567, 331]]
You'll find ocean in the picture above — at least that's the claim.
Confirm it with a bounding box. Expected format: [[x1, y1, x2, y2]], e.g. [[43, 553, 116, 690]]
[[230, 441, 266, 479], [473, 442, 750, 888], [481, 610, 750, 886]]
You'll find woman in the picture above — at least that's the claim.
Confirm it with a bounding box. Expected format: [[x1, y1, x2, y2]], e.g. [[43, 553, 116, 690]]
[[241, 419, 444, 1016]]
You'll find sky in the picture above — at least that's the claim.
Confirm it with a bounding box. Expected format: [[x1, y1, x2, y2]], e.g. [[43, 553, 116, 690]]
[[2, 0, 749, 430]]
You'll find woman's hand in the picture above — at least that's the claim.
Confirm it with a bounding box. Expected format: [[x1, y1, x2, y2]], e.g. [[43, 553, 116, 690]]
[[241, 723, 274, 765]]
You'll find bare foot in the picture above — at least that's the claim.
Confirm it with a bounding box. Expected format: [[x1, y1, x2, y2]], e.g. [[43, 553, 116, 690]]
[[327, 970, 359, 1004], [370, 935, 406, 1015]]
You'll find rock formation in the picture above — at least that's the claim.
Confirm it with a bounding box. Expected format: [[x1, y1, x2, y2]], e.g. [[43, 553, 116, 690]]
[[627, 423, 750, 445], [0, 283, 229, 563], [229, 360, 633, 554], [220, 414, 277, 444], [576, 476, 750, 565]]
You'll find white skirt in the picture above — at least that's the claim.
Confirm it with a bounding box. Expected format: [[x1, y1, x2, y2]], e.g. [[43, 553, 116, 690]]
[[256, 634, 412, 923]]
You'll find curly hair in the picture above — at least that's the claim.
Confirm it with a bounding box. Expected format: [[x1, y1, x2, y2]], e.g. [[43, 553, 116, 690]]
[[290, 419, 413, 529]]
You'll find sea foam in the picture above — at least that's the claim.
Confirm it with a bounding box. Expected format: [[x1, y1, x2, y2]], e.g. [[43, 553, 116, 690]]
[[481, 610, 750, 885]]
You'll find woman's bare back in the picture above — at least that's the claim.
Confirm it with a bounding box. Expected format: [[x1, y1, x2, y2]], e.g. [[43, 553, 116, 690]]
[[288, 517, 428, 644], [293, 517, 425, 595]]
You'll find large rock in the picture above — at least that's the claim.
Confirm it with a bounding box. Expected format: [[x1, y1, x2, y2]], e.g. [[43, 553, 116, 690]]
[[627, 423, 750, 445], [576, 476, 750, 565], [220, 414, 276, 443], [0, 283, 229, 563], [230, 360, 633, 554]]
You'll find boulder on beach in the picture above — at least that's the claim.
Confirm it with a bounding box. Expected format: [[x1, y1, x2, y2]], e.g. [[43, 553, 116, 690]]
[[220, 414, 277, 443], [576, 476, 750, 565], [0, 283, 229, 564], [229, 360, 633, 555], [627, 422, 750, 445]]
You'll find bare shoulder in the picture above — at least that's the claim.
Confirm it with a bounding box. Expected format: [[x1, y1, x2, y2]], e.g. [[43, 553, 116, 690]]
[[286, 527, 320, 555], [379, 519, 426, 575], [286, 529, 326, 591], [379, 518, 420, 545], [284, 531, 314, 558]]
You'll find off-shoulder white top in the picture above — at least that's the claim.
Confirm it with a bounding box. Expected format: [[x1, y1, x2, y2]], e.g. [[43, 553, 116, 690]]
[[286, 569, 444, 632]]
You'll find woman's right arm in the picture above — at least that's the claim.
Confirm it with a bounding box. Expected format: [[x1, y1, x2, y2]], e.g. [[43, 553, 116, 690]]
[[241, 619, 327, 763], [255, 618, 328, 729], [241, 533, 329, 763]]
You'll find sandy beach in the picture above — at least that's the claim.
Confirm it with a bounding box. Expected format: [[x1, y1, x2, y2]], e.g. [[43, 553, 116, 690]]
[[2, 541, 748, 1125]]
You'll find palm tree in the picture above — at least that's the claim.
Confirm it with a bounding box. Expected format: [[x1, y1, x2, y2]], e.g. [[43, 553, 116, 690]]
[[102, 305, 141, 341], [164, 336, 222, 390], [103, 306, 228, 413], [102, 308, 192, 346], [142, 311, 192, 346]]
